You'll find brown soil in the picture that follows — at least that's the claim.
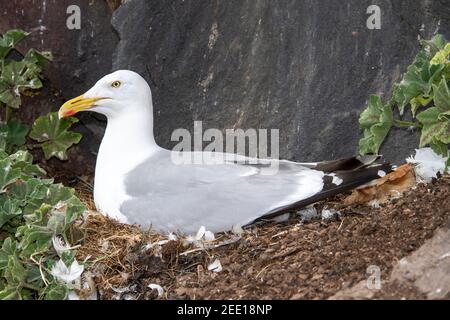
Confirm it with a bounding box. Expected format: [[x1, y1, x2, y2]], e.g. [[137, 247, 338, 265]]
[[75, 176, 449, 300]]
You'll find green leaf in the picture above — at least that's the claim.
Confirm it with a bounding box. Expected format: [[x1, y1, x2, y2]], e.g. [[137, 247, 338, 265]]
[[433, 79, 450, 112], [0, 198, 22, 229], [43, 282, 68, 300], [430, 43, 450, 65], [29, 113, 82, 160], [4, 255, 27, 285], [393, 36, 447, 115], [430, 138, 449, 158], [358, 96, 394, 155], [417, 107, 449, 147], [359, 95, 385, 129], [8, 150, 46, 179], [417, 107, 441, 124], [24, 49, 53, 69], [424, 34, 446, 52], [0, 238, 17, 270], [0, 60, 44, 109], [17, 225, 52, 257], [44, 184, 75, 206], [0, 29, 29, 59], [410, 95, 433, 117], [5, 120, 29, 148], [0, 157, 21, 192], [9, 178, 52, 215], [0, 287, 19, 300]]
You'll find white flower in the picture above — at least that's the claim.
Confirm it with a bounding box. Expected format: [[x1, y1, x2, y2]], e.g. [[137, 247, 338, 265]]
[[184, 226, 216, 247], [148, 284, 164, 297], [208, 259, 223, 273], [407, 148, 448, 182], [50, 259, 84, 289], [52, 236, 71, 256]]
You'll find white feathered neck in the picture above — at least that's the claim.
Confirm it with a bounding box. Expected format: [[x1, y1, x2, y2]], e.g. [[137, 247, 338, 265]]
[[93, 102, 159, 221]]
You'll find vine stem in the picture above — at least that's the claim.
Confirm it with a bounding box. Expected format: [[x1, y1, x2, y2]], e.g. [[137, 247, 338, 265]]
[[5, 106, 12, 122], [394, 120, 421, 128], [21, 283, 41, 291]]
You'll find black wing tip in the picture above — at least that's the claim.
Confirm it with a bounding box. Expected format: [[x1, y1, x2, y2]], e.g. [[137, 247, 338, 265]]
[[255, 161, 393, 222], [313, 154, 384, 172]]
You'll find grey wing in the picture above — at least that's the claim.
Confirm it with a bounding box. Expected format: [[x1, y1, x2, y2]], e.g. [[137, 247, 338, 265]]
[[120, 150, 325, 234]]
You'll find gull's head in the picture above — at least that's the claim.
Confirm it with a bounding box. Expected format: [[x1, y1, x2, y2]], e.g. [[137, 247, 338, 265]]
[[58, 70, 152, 119]]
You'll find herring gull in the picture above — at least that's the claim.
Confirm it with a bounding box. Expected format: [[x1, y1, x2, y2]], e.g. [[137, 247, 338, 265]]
[[59, 70, 390, 234]]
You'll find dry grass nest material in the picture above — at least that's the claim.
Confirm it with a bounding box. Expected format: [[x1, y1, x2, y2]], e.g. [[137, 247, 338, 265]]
[[72, 175, 450, 300], [75, 188, 242, 299]]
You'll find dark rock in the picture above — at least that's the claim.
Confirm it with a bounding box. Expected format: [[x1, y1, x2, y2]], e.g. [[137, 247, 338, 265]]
[[0, 0, 118, 174], [1, 0, 449, 168], [112, 0, 449, 163]]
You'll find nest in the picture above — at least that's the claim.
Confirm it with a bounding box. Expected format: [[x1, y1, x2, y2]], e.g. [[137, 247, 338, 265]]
[[73, 190, 240, 299]]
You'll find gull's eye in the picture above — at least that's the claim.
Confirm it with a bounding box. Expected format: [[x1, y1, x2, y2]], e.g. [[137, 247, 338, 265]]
[[111, 81, 121, 88]]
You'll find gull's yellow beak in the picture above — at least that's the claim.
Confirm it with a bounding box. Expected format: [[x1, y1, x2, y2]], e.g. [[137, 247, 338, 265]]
[[58, 95, 106, 119]]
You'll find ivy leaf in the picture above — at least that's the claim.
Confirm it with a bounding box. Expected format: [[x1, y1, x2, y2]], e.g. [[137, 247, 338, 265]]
[[0, 238, 17, 270], [29, 113, 82, 160], [5, 120, 29, 148], [393, 65, 428, 115], [0, 60, 44, 108], [430, 138, 449, 158], [24, 49, 53, 69], [359, 96, 393, 155], [433, 79, 450, 112], [8, 150, 46, 179], [44, 183, 75, 206], [359, 95, 385, 129], [4, 255, 27, 285], [0, 198, 22, 228], [410, 95, 433, 117], [417, 107, 449, 147], [0, 287, 19, 300], [0, 158, 21, 192], [0, 29, 29, 59], [17, 225, 53, 257], [43, 282, 68, 300], [393, 36, 446, 115], [64, 196, 86, 226], [430, 43, 450, 65], [423, 34, 446, 52]]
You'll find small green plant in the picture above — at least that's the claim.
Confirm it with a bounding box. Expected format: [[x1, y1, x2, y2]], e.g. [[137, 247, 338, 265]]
[[0, 29, 81, 160], [359, 35, 450, 167], [0, 150, 85, 300], [0, 29, 85, 300]]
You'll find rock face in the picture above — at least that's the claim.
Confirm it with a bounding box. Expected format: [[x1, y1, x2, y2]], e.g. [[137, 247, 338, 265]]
[[112, 0, 450, 163], [0, 0, 118, 170], [1, 0, 449, 166]]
